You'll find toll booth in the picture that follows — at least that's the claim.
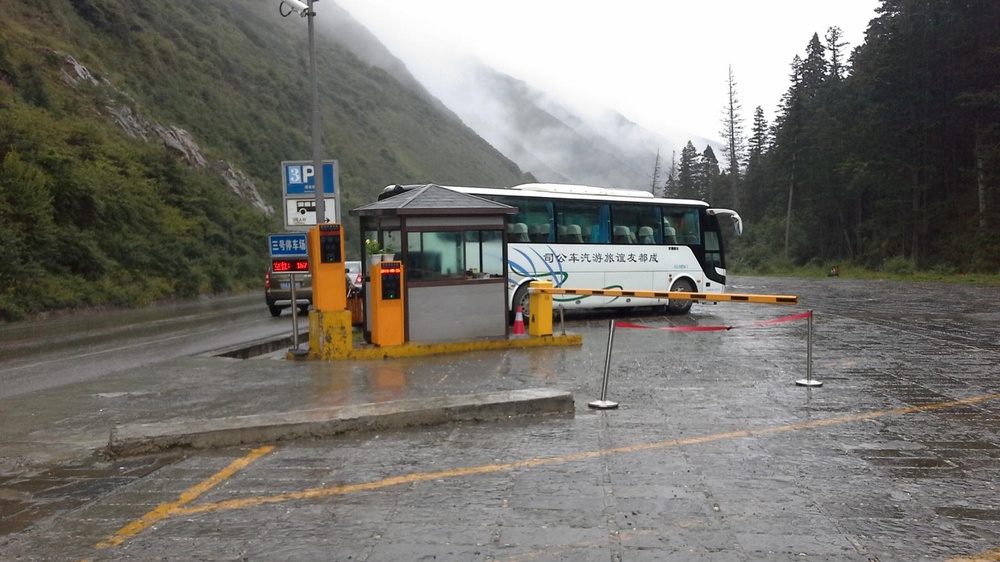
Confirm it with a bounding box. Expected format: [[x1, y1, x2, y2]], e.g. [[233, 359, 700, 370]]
[[350, 184, 516, 343]]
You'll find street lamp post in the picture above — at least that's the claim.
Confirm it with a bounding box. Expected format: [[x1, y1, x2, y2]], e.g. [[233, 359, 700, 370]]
[[306, 0, 325, 224], [280, 0, 325, 225]]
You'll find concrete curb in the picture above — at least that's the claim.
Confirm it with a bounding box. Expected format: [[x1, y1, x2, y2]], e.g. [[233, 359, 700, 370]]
[[299, 331, 584, 361], [202, 331, 310, 359], [106, 388, 574, 458]]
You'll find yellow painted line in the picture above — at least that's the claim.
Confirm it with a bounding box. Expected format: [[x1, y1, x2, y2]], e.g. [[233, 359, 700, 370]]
[[94, 445, 274, 549], [534, 287, 798, 305], [948, 548, 1000, 561], [167, 392, 1000, 518]]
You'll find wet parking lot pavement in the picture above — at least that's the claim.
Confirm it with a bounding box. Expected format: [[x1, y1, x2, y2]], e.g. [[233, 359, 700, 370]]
[[2, 275, 1000, 561]]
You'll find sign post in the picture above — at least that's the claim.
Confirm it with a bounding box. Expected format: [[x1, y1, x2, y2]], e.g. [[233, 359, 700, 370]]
[[269, 233, 310, 353]]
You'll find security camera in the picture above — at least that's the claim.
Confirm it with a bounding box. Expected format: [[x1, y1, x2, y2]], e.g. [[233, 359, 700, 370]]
[[280, 0, 310, 15]]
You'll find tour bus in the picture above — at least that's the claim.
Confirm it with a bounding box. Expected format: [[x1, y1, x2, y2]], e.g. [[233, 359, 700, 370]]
[[378, 182, 742, 321]]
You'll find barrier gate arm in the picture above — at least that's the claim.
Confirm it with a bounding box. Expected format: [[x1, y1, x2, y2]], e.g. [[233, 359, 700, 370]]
[[529, 285, 799, 305]]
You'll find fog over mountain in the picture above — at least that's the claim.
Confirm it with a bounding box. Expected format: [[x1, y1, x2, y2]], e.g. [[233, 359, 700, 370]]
[[424, 57, 673, 190], [321, 3, 715, 191]]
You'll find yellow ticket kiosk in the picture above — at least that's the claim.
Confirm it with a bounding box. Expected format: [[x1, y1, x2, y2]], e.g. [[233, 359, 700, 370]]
[[369, 261, 404, 346], [308, 224, 347, 312]]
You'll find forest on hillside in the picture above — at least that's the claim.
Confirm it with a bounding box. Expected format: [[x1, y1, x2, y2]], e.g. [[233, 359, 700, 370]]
[[0, 0, 527, 320], [661, 0, 1000, 273]]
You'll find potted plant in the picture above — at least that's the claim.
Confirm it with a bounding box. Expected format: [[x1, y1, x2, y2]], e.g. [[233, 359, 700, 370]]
[[366, 238, 384, 265], [380, 244, 395, 262]]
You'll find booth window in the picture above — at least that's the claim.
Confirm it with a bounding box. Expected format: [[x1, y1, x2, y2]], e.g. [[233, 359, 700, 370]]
[[363, 229, 400, 258], [406, 230, 504, 281]]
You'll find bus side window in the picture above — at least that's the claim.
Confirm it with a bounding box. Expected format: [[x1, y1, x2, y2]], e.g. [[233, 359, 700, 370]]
[[613, 226, 632, 244], [681, 210, 700, 244], [511, 223, 530, 242], [704, 230, 722, 270], [638, 226, 655, 244], [554, 201, 606, 244], [663, 222, 677, 244], [664, 209, 700, 245], [594, 205, 610, 243], [564, 225, 583, 243]]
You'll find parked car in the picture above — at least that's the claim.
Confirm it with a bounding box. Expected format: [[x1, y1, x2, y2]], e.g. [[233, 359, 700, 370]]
[[265, 261, 363, 316], [346, 260, 363, 297], [265, 266, 312, 317]]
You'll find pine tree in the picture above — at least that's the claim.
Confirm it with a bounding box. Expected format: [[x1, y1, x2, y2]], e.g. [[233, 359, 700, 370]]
[[771, 55, 806, 259], [650, 149, 663, 196], [663, 151, 679, 198], [699, 146, 721, 203], [799, 33, 828, 97], [748, 106, 769, 165], [825, 26, 848, 81], [677, 141, 699, 199], [743, 106, 771, 222], [719, 66, 746, 209]]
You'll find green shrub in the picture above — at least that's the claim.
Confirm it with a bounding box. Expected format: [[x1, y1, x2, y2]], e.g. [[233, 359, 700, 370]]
[[881, 256, 915, 275]]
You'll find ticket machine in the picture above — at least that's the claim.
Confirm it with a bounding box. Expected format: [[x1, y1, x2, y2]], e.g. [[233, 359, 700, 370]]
[[307, 224, 346, 312], [369, 261, 404, 346]]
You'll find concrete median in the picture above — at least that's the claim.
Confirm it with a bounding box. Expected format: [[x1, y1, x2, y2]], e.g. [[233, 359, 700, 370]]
[[106, 388, 574, 458]]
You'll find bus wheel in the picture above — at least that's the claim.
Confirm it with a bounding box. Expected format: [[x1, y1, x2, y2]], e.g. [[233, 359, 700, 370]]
[[511, 284, 531, 328], [665, 278, 695, 315]]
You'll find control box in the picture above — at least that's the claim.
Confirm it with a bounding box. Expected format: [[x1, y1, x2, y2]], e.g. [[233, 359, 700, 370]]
[[380, 263, 402, 300], [369, 261, 404, 346], [307, 224, 346, 311]]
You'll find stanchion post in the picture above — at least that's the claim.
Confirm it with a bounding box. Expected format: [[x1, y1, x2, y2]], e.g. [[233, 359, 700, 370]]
[[589, 319, 620, 409], [795, 310, 822, 387]]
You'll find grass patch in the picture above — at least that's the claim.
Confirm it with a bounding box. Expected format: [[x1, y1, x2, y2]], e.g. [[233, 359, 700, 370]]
[[732, 261, 1000, 285]]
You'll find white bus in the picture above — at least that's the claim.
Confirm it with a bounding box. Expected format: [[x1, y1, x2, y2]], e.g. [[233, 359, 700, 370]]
[[378, 183, 742, 321]]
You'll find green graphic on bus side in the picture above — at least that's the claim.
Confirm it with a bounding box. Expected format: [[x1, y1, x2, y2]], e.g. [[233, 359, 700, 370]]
[[508, 246, 627, 303]]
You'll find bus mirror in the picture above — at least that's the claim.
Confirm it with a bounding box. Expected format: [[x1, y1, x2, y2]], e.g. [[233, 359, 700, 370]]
[[708, 208, 743, 236]]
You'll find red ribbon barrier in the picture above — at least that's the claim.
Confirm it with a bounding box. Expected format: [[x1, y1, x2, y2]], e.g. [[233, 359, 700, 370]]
[[617, 310, 812, 332]]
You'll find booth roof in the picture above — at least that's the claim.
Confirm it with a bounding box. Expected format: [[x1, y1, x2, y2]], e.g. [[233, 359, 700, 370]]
[[349, 184, 517, 216]]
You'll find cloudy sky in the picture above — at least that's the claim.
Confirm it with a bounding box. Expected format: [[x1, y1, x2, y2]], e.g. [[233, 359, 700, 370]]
[[334, 0, 882, 142]]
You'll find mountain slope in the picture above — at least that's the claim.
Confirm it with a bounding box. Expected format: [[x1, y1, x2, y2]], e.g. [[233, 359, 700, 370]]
[[0, 0, 529, 319]]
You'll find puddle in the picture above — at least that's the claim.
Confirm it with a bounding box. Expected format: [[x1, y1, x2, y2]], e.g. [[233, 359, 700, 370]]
[[935, 507, 1000, 521]]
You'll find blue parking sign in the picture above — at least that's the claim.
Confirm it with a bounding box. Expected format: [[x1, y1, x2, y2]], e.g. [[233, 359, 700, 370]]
[[283, 161, 336, 196], [269, 233, 309, 257]]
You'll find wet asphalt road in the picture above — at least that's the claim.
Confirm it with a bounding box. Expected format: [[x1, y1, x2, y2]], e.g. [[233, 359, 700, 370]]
[[2, 276, 1000, 561], [0, 293, 299, 399]]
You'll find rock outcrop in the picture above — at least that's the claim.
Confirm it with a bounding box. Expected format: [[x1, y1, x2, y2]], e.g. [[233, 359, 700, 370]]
[[61, 54, 274, 215]]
